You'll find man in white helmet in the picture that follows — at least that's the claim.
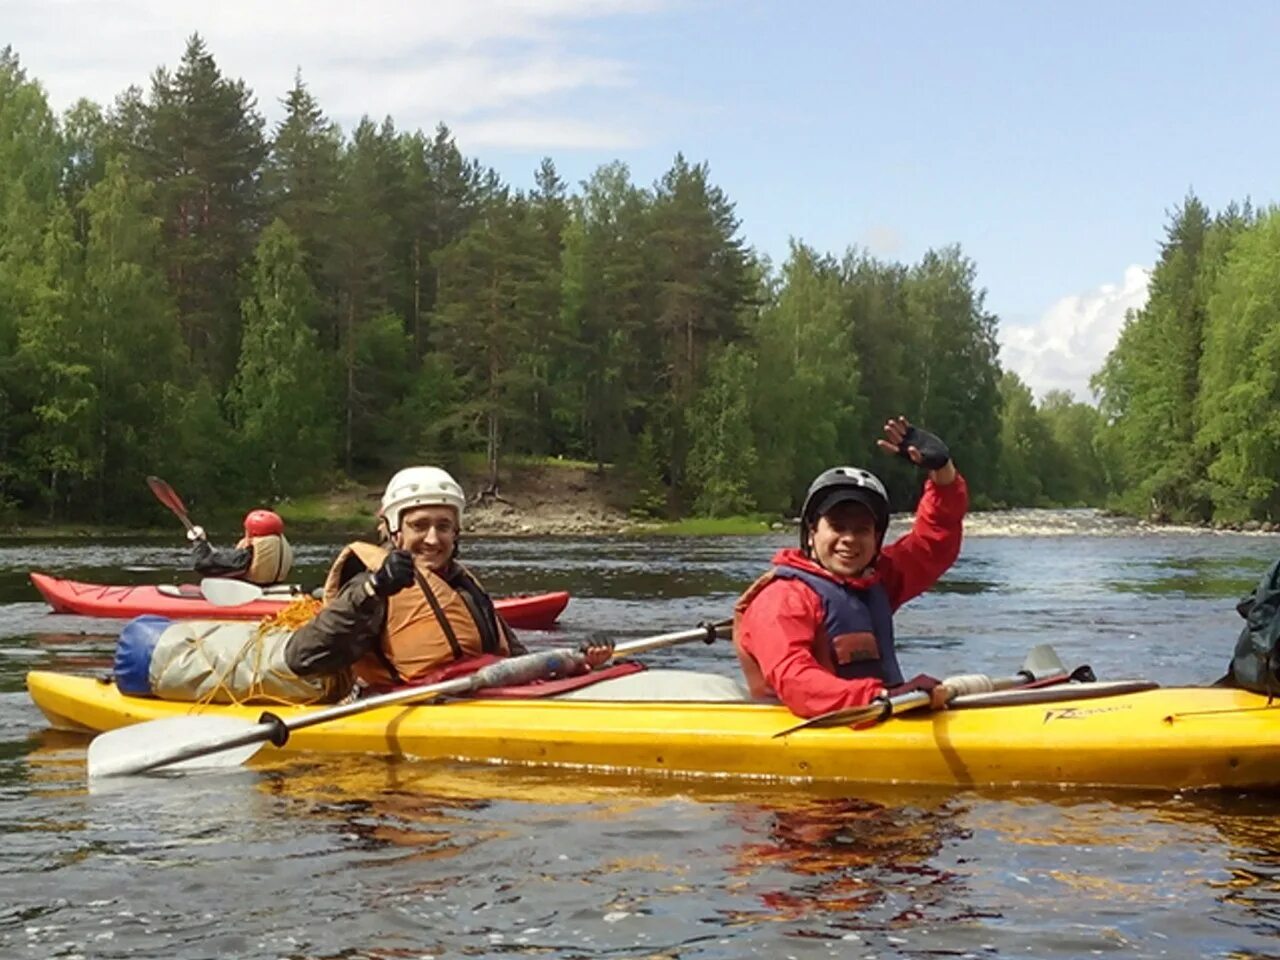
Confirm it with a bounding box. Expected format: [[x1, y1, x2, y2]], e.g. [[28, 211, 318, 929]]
[[285, 466, 612, 690], [733, 417, 968, 719]]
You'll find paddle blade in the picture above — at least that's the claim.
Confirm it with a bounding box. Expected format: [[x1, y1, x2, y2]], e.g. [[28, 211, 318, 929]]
[[88, 716, 265, 778], [200, 578, 265, 607], [1021, 644, 1066, 680], [772, 696, 908, 737], [146, 475, 190, 518]]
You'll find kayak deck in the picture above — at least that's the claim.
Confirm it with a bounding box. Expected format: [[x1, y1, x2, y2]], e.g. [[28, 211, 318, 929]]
[[28, 572, 569, 630], [26, 670, 1280, 791]]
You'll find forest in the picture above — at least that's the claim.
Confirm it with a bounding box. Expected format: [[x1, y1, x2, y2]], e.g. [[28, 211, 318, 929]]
[[1, 37, 1276, 526]]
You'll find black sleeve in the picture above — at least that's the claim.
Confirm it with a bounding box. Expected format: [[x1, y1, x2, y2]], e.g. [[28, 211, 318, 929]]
[[284, 573, 385, 676], [192, 540, 255, 578]]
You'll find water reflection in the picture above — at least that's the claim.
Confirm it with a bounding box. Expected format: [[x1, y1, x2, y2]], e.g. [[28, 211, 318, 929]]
[[9, 519, 1280, 957]]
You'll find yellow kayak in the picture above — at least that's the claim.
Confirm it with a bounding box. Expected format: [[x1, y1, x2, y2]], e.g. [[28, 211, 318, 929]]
[[25, 669, 1280, 791]]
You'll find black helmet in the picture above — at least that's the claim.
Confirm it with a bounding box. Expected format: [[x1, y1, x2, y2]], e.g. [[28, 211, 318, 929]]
[[800, 466, 890, 551]]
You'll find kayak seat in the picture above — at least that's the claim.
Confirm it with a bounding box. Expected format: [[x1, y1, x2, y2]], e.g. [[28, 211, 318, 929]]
[[155, 584, 204, 598], [551, 668, 757, 703]]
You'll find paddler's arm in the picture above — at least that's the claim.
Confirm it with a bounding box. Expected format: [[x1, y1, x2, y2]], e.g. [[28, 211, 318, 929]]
[[284, 573, 384, 677], [878, 470, 967, 609], [191, 539, 254, 579], [738, 580, 886, 718]]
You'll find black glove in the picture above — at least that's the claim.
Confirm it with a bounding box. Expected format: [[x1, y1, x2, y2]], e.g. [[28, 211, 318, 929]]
[[886, 673, 941, 698], [898, 425, 951, 471], [369, 549, 416, 598]]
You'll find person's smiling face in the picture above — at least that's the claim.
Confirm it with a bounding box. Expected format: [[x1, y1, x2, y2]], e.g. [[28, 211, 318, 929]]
[[809, 501, 878, 577], [395, 505, 459, 573]]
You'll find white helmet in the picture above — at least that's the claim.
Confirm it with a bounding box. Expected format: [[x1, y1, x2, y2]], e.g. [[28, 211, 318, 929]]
[[380, 466, 466, 533]]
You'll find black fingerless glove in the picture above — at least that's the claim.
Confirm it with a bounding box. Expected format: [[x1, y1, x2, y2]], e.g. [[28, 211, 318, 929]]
[[899, 425, 951, 471], [370, 549, 415, 597]]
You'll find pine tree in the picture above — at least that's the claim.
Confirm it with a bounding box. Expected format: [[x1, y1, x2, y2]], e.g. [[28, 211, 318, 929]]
[[264, 72, 342, 342], [1094, 196, 1216, 519], [135, 34, 266, 382], [558, 162, 655, 469], [648, 154, 753, 499], [331, 117, 399, 471], [432, 190, 544, 495]]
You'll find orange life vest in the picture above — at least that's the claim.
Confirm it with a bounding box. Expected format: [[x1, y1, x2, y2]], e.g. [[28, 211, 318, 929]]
[[245, 534, 293, 585], [322, 541, 512, 687]]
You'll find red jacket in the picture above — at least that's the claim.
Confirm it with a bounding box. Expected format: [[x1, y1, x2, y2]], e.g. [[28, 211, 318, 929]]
[[735, 474, 968, 718]]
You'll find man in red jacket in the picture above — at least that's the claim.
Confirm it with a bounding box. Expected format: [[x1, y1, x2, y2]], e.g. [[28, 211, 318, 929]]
[[733, 416, 968, 718]]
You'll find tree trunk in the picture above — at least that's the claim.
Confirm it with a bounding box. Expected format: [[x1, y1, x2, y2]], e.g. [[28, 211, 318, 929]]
[[344, 298, 355, 474]]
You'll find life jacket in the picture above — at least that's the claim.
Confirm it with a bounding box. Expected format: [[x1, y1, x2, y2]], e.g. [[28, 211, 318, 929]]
[[732, 562, 903, 698], [322, 541, 513, 687], [245, 534, 294, 586]]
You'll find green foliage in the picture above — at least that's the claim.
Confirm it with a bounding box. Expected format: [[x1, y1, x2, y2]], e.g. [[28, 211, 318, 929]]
[[686, 344, 759, 516], [130, 34, 267, 382], [228, 219, 333, 499], [1196, 210, 1280, 521], [903, 246, 1003, 498], [14, 36, 1277, 528], [749, 241, 861, 512], [996, 372, 1049, 506], [649, 154, 754, 499], [625, 427, 668, 519], [1094, 197, 1210, 519]]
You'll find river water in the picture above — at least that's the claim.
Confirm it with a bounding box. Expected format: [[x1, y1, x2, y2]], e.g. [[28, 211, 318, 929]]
[[4, 510, 1280, 959]]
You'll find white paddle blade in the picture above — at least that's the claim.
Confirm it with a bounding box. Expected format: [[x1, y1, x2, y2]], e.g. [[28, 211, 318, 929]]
[[88, 716, 265, 778], [1022, 643, 1066, 680], [200, 578, 264, 607]]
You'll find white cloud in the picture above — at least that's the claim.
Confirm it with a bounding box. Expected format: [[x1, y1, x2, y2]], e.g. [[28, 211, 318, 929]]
[[998, 264, 1151, 403], [5, 0, 659, 150]]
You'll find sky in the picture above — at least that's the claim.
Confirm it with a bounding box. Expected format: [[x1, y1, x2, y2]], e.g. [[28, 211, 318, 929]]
[[6, 0, 1279, 402]]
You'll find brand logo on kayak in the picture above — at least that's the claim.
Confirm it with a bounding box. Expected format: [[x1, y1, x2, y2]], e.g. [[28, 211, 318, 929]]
[[1041, 704, 1132, 724]]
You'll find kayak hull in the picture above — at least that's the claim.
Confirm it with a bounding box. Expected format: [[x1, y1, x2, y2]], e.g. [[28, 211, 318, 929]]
[[28, 573, 569, 630], [25, 670, 1280, 791]]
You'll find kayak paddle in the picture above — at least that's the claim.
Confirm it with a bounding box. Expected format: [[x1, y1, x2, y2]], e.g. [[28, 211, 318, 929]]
[[87, 619, 731, 779], [146, 476, 200, 537], [772, 643, 1069, 737]]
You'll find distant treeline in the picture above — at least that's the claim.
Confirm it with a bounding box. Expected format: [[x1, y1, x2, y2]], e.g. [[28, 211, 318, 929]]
[[0, 37, 1270, 526]]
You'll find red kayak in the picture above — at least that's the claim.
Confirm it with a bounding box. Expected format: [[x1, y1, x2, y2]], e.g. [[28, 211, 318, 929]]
[[29, 573, 570, 630]]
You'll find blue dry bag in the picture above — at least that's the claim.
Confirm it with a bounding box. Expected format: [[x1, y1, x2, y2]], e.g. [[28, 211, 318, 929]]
[[113, 615, 172, 696]]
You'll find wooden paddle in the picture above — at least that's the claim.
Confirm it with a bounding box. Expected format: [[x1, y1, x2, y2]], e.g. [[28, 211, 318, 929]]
[[146, 475, 201, 538], [771, 643, 1069, 737], [87, 619, 731, 779]]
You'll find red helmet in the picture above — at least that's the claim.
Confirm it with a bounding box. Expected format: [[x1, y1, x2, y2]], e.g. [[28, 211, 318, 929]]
[[243, 509, 284, 537]]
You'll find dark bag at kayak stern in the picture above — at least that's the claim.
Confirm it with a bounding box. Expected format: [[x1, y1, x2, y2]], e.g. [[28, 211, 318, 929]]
[[1225, 557, 1280, 697]]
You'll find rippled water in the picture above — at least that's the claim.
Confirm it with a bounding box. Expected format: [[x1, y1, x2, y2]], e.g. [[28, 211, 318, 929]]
[[5, 509, 1280, 958]]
